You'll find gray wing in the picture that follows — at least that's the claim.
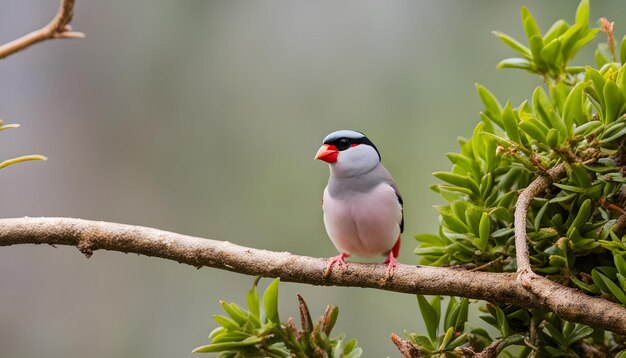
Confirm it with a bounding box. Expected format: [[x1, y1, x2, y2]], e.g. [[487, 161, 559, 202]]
[[379, 165, 404, 234], [389, 181, 404, 233]]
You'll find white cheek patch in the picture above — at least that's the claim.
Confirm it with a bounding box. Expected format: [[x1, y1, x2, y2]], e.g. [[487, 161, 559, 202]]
[[333, 145, 379, 177]]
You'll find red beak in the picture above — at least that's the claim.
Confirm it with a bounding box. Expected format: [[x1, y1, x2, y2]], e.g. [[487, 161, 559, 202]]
[[315, 144, 338, 163]]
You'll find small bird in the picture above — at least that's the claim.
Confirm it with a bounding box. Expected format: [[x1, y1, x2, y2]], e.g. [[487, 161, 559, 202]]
[[315, 130, 403, 278]]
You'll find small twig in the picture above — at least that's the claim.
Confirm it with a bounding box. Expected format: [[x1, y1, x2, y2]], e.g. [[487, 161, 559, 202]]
[[1, 217, 626, 335], [390, 333, 422, 358], [0, 0, 84, 60], [515, 163, 566, 287], [470, 256, 505, 272]]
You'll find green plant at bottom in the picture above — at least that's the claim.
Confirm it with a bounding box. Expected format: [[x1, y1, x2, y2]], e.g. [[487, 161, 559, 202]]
[[193, 278, 362, 358]]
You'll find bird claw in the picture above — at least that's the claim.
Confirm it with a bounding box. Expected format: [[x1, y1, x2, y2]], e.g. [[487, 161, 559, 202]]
[[384, 253, 398, 279], [324, 253, 350, 277]]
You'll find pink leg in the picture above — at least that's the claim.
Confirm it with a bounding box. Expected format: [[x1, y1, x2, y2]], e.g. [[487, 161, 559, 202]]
[[383, 251, 399, 278], [324, 253, 350, 277]]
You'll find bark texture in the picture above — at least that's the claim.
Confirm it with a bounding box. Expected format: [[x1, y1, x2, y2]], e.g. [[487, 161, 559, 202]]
[[1, 217, 625, 335]]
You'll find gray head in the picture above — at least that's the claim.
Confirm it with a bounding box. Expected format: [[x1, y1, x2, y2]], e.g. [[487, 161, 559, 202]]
[[315, 130, 381, 177]]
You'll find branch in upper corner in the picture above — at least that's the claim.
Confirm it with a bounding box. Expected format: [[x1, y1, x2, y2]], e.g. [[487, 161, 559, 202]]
[[0, 217, 625, 335], [514, 163, 566, 287], [0, 0, 84, 60]]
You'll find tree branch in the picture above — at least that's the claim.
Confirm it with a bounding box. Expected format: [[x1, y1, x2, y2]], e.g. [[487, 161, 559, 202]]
[[1, 217, 625, 335], [515, 163, 566, 285], [0, 0, 83, 60]]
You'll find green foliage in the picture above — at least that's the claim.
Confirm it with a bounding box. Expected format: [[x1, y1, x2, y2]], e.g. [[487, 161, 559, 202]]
[[407, 295, 472, 357], [411, 0, 626, 355], [193, 278, 362, 357]]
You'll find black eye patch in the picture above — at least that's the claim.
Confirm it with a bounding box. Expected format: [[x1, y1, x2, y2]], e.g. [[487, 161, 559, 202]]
[[323, 135, 381, 160], [336, 138, 351, 151]]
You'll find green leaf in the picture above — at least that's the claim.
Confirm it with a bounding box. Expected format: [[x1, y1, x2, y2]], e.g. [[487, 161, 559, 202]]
[[546, 128, 558, 147], [343, 338, 357, 353], [433, 172, 479, 194], [586, 66, 606, 108], [560, 23, 582, 60], [213, 315, 241, 331], [603, 80, 623, 123], [476, 84, 503, 127], [619, 273, 626, 291], [443, 297, 459, 330], [521, 6, 541, 40], [473, 212, 491, 251], [571, 276, 601, 295], [455, 298, 470, 330], [502, 101, 521, 143], [263, 278, 280, 323], [494, 306, 510, 337], [209, 326, 226, 338], [563, 81, 588, 129], [410, 334, 435, 351], [543, 321, 565, 345], [520, 119, 547, 143], [429, 295, 442, 327], [543, 19, 569, 44], [414, 233, 446, 246], [574, 120, 603, 136], [541, 39, 562, 71], [599, 126, 626, 144], [533, 86, 565, 136], [616, 255, 626, 277], [480, 173, 493, 200], [569, 162, 592, 187], [445, 333, 469, 350], [246, 277, 261, 318], [528, 35, 545, 67], [496, 58, 534, 71], [192, 336, 263, 353], [211, 331, 251, 344], [220, 301, 249, 326], [437, 327, 455, 351], [417, 295, 439, 342], [493, 31, 532, 59], [324, 306, 339, 335], [575, 0, 589, 29], [596, 271, 626, 305]]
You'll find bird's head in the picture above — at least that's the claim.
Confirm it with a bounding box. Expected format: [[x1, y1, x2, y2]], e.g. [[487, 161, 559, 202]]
[[315, 130, 381, 177]]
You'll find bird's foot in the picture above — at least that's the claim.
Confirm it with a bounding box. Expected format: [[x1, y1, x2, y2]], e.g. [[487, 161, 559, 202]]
[[324, 253, 350, 277], [383, 253, 399, 279], [517, 268, 539, 289]]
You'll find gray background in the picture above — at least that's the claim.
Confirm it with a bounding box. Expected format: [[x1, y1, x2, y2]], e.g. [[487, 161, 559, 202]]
[[0, 1, 623, 357]]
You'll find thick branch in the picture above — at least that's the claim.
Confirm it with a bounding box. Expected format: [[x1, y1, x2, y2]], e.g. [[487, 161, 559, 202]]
[[0, 0, 84, 60], [1, 217, 625, 335], [514, 163, 566, 282]]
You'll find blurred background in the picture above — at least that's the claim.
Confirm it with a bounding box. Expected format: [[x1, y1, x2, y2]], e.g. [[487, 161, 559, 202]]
[[0, 1, 624, 357]]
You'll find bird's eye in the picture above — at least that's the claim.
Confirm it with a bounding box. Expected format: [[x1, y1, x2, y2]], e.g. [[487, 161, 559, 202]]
[[337, 138, 351, 151]]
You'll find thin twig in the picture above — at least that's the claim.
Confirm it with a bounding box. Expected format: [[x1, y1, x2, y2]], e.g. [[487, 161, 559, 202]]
[[390, 333, 422, 358], [514, 163, 566, 286], [0, 217, 625, 335], [470, 256, 505, 272], [0, 0, 84, 60]]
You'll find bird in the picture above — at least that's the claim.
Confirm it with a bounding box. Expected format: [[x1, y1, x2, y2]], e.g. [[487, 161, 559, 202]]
[[315, 130, 403, 278]]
